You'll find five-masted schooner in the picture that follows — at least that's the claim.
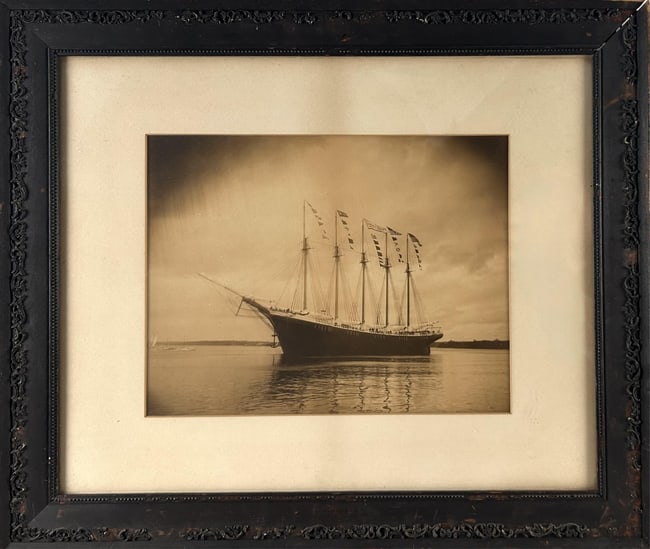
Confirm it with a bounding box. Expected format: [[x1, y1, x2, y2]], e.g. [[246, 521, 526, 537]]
[[206, 201, 443, 359]]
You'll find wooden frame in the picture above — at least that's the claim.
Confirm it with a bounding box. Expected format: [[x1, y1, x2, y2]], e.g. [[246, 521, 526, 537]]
[[1, 1, 648, 547]]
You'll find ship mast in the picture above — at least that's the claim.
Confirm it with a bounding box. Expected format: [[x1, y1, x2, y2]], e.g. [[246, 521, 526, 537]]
[[360, 222, 367, 324], [384, 231, 390, 327], [406, 233, 411, 327], [334, 211, 341, 321], [302, 200, 309, 311]]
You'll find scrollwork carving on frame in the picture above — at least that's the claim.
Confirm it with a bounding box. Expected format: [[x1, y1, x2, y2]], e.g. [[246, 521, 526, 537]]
[[300, 522, 590, 540]]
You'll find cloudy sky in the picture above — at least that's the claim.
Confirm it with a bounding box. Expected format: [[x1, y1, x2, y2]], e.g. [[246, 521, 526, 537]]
[[148, 135, 508, 342]]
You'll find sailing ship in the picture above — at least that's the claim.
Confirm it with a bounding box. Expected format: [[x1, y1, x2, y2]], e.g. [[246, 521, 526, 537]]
[[204, 202, 443, 359]]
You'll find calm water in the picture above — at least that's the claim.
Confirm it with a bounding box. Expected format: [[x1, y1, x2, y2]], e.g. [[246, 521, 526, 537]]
[[147, 346, 509, 415]]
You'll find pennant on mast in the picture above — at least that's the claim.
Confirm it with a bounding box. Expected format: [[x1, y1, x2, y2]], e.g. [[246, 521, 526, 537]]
[[408, 232, 423, 268], [306, 201, 328, 240], [408, 232, 422, 246], [370, 232, 385, 266], [387, 226, 404, 263], [337, 210, 355, 250], [365, 219, 386, 232]]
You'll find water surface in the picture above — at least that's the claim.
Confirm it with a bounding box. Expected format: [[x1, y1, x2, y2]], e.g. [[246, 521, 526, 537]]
[[147, 345, 509, 415]]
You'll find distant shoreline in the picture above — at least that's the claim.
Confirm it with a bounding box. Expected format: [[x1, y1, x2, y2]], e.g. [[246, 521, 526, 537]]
[[432, 340, 509, 350], [158, 340, 274, 347], [158, 340, 509, 350]]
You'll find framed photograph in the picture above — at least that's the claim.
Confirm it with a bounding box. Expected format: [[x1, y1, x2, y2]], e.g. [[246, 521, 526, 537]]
[[1, 1, 648, 548], [146, 134, 510, 416]]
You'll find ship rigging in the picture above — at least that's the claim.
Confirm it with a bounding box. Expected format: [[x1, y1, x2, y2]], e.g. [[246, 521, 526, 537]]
[[203, 201, 443, 358]]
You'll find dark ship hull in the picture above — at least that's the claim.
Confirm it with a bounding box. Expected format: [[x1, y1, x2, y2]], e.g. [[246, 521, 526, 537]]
[[243, 297, 442, 359], [272, 314, 442, 358]]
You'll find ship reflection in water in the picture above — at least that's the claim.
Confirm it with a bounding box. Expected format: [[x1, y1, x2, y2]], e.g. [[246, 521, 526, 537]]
[[147, 346, 509, 415]]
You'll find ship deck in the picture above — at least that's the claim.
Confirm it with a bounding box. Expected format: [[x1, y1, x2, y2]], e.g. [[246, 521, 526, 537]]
[[267, 306, 441, 337]]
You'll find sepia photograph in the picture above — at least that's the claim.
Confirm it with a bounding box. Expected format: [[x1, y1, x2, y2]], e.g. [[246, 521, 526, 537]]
[[146, 135, 509, 415]]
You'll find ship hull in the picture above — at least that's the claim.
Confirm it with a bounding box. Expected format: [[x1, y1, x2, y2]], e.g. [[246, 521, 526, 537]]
[[269, 313, 442, 359]]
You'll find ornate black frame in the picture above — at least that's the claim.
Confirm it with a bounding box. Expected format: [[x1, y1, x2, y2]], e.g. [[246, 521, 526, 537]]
[[0, 1, 648, 547]]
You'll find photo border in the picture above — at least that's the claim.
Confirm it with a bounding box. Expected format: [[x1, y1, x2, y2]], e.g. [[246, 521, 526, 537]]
[[145, 133, 511, 417], [1, 1, 648, 547]]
